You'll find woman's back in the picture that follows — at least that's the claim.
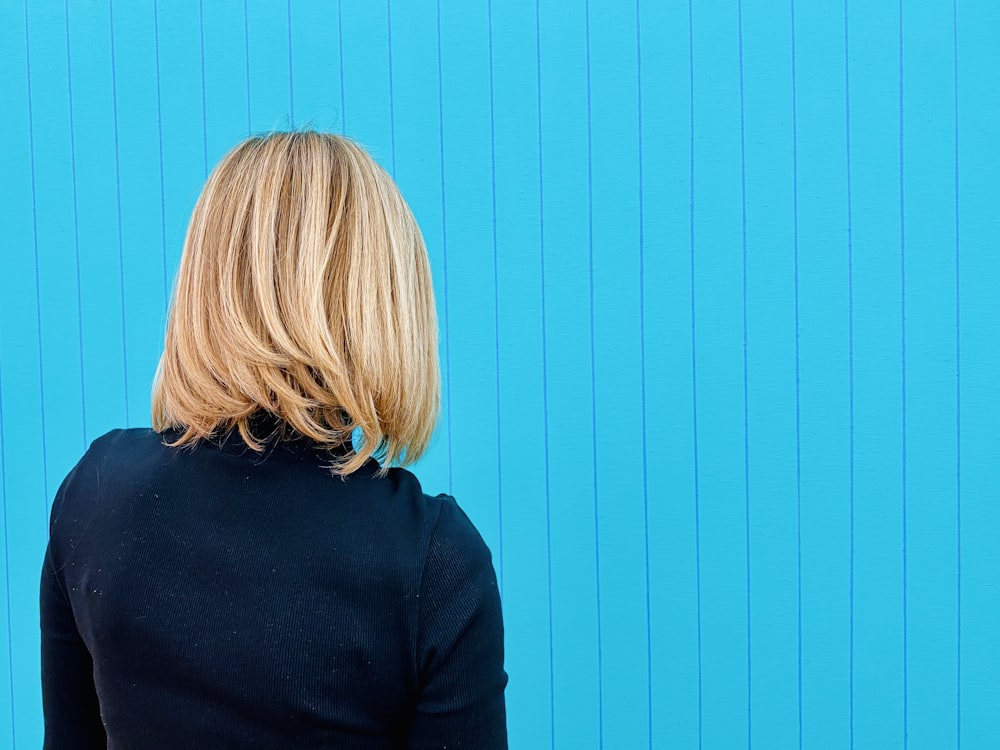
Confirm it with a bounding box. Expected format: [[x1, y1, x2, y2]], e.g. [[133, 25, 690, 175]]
[[41, 424, 507, 749], [41, 131, 507, 747]]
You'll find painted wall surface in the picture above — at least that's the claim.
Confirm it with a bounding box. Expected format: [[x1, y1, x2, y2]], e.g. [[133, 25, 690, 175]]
[[1, 1, 998, 748]]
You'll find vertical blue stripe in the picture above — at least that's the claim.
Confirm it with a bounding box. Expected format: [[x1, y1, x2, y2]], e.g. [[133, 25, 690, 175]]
[[245, 1, 293, 137], [789, 1, 803, 745], [899, 3, 957, 745], [534, 3, 556, 745], [153, 1, 205, 289], [113, 0, 175, 425], [635, 0, 652, 746], [537, 0, 600, 739], [23, 0, 48, 505], [152, 0, 169, 311], [956, 2, 1000, 743], [589, 3, 645, 741], [64, 0, 87, 447], [851, 1, 905, 743], [688, 1, 703, 746], [0, 361, 14, 750], [640, 1, 698, 740], [692, 0, 747, 742], [383, 0, 445, 490], [789, 0, 802, 750], [385, 0, 395, 176], [742, 2, 798, 741], [288, 1, 343, 134], [485, 0, 503, 597], [198, 0, 207, 174], [464, 0, 547, 737], [203, 2, 250, 162], [433, 0, 452, 492], [794, 3, 850, 746], [582, 1, 604, 745], [897, 2, 908, 743], [952, 1, 961, 745], [107, 0, 130, 427], [843, 2, 856, 745], [243, 0, 251, 133], [433, 0, 500, 542], [286, 0, 293, 127], [337, 0, 345, 133], [735, 1, 752, 744]]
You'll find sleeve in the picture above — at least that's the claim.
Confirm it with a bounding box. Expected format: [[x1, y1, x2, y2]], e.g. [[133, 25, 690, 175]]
[[408, 496, 508, 750], [40, 470, 107, 749]]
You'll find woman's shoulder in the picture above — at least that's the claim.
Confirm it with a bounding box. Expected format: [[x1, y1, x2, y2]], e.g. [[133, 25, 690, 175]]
[[417, 491, 496, 584], [49, 427, 166, 511], [426, 493, 489, 550], [54, 427, 163, 487], [68, 426, 171, 466]]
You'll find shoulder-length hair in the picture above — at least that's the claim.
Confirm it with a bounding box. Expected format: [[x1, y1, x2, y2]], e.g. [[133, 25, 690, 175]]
[[152, 131, 440, 475]]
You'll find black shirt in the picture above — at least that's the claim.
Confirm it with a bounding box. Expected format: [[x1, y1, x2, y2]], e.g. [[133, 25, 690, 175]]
[[40, 426, 508, 749]]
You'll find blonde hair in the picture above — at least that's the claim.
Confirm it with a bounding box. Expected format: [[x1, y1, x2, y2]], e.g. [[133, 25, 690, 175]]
[[152, 131, 440, 475]]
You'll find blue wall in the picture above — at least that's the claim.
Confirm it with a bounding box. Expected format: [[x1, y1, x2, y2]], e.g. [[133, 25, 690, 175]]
[[1, 1, 998, 748]]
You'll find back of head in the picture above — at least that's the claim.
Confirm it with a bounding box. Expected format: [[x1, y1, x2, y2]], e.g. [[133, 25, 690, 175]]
[[152, 131, 440, 475]]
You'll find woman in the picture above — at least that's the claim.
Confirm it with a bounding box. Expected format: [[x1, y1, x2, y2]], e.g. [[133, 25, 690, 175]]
[[40, 131, 508, 749]]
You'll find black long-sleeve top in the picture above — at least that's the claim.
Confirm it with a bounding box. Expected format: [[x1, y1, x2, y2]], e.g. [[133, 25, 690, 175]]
[[40, 425, 508, 749]]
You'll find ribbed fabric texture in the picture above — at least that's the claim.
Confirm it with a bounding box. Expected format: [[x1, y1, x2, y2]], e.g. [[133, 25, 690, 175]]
[[40, 427, 508, 749]]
